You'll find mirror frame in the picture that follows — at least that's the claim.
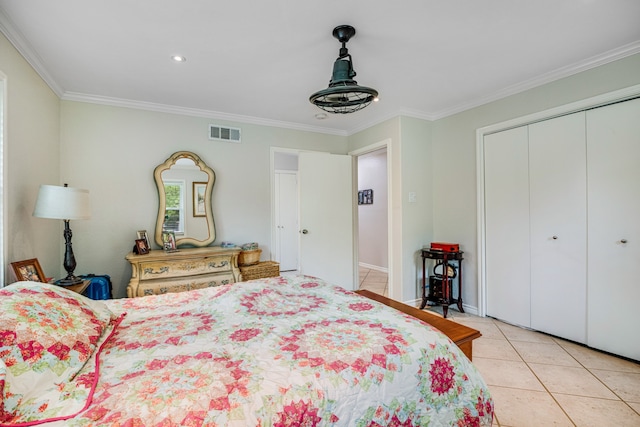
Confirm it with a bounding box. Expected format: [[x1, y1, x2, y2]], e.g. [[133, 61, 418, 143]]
[[154, 151, 216, 248]]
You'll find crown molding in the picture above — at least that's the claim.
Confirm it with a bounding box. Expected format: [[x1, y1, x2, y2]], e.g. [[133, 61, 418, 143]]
[[61, 92, 349, 136], [3, 4, 639, 136], [430, 40, 640, 120], [0, 9, 64, 97]]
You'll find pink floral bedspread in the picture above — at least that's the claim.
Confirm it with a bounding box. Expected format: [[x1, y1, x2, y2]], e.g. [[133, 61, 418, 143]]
[[44, 275, 493, 426]]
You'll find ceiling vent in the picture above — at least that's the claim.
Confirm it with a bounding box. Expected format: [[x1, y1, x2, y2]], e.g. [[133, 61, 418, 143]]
[[209, 125, 241, 143]]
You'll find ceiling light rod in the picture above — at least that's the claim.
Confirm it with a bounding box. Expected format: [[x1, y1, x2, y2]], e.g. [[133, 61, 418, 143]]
[[334, 25, 356, 60], [309, 25, 379, 114]]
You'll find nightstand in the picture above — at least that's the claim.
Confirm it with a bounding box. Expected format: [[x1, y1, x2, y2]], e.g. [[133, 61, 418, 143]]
[[420, 249, 464, 318], [58, 279, 91, 295]]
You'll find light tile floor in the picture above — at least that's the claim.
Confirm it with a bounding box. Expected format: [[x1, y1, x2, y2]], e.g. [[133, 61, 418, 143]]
[[358, 267, 389, 297], [358, 268, 640, 427]]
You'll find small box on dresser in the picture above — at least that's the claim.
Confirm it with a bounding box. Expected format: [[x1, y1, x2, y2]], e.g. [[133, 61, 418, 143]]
[[125, 247, 241, 297], [239, 261, 280, 281]]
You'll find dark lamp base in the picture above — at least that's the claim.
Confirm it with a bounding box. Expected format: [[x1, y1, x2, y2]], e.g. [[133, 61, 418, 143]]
[[55, 276, 84, 286]]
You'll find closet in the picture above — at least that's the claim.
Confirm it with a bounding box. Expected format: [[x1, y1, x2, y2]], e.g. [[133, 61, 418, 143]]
[[483, 97, 640, 360], [586, 99, 640, 360]]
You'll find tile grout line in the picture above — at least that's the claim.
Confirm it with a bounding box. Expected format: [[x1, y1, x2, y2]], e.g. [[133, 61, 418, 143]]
[[491, 319, 640, 424], [489, 318, 579, 426], [558, 344, 640, 416], [357, 274, 640, 423]]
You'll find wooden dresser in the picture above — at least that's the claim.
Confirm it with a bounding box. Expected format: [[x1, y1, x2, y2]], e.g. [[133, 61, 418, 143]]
[[125, 247, 242, 297]]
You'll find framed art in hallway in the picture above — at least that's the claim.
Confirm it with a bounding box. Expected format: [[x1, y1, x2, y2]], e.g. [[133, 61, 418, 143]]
[[358, 189, 373, 205]]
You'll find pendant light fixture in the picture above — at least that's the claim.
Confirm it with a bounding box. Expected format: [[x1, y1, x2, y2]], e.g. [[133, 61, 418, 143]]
[[309, 25, 379, 114]]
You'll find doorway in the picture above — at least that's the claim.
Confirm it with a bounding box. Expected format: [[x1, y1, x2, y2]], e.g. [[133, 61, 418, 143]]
[[354, 147, 389, 297], [271, 149, 354, 288], [271, 144, 391, 293]]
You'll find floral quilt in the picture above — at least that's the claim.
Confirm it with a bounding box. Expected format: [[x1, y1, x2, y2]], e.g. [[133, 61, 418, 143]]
[[22, 275, 493, 426]]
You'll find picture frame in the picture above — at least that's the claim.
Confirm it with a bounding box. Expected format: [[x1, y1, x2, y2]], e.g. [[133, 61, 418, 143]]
[[135, 238, 150, 255], [358, 189, 374, 205], [11, 258, 47, 283], [136, 230, 150, 249], [161, 230, 178, 252], [192, 182, 207, 217]]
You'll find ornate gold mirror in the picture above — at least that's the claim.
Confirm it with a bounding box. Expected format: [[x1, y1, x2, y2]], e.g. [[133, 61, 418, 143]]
[[154, 151, 216, 248]]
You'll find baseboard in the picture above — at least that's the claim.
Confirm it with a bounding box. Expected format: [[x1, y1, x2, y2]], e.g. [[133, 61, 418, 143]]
[[359, 262, 388, 273]]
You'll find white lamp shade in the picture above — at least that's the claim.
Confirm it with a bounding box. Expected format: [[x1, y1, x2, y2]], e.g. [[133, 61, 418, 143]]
[[33, 185, 91, 220]]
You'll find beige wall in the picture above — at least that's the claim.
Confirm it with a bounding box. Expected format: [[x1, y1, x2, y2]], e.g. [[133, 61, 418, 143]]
[[348, 117, 433, 302], [349, 118, 402, 298], [398, 117, 433, 300], [431, 53, 640, 310], [0, 32, 61, 283], [4, 24, 640, 308], [60, 101, 346, 297], [349, 53, 640, 310]]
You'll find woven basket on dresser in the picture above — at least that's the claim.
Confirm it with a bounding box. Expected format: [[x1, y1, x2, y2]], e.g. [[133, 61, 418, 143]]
[[238, 249, 261, 266], [239, 261, 280, 281]]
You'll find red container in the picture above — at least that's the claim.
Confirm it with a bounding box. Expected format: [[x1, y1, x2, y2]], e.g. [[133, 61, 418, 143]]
[[430, 242, 460, 253]]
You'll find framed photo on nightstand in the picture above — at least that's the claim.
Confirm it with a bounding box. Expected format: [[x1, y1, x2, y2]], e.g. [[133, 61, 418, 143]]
[[11, 258, 47, 282]]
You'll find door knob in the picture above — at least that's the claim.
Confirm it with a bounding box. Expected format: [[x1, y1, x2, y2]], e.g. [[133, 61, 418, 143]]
[[620, 239, 628, 244], [552, 236, 558, 240], [301, 229, 308, 234]]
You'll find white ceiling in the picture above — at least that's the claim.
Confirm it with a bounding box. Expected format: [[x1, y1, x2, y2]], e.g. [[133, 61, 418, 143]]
[[1, 0, 639, 135]]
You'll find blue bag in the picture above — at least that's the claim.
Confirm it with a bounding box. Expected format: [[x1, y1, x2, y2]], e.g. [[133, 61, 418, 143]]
[[79, 274, 113, 300]]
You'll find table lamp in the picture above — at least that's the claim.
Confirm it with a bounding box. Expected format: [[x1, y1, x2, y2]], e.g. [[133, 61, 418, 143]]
[[33, 183, 90, 285]]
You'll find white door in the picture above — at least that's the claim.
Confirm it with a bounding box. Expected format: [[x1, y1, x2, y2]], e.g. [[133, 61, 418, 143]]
[[529, 112, 587, 343], [298, 152, 354, 289], [587, 97, 640, 360], [274, 172, 298, 271], [484, 126, 531, 328]]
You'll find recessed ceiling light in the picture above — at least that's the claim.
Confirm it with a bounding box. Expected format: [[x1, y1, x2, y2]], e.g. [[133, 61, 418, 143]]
[[171, 55, 186, 63]]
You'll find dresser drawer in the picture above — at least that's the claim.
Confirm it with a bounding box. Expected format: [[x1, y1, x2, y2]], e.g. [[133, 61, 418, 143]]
[[137, 272, 236, 296], [139, 255, 232, 280], [126, 247, 241, 298]]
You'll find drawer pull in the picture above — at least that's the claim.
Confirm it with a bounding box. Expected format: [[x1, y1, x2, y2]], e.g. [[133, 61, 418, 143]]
[[208, 261, 229, 268], [144, 266, 170, 275]]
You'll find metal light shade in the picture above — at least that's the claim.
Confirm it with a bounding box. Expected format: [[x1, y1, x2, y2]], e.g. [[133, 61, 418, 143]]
[[310, 25, 378, 114], [33, 184, 90, 285]]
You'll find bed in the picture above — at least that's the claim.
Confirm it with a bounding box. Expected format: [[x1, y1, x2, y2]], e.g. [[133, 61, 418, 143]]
[[1, 275, 493, 426]]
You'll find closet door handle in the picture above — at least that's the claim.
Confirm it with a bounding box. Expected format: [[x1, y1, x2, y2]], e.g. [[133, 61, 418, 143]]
[[552, 236, 558, 240], [620, 239, 628, 244]]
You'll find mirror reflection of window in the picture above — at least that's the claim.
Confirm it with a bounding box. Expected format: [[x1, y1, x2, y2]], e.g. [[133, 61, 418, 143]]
[[163, 180, 185, 235], [154, 151, 216, 248]]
